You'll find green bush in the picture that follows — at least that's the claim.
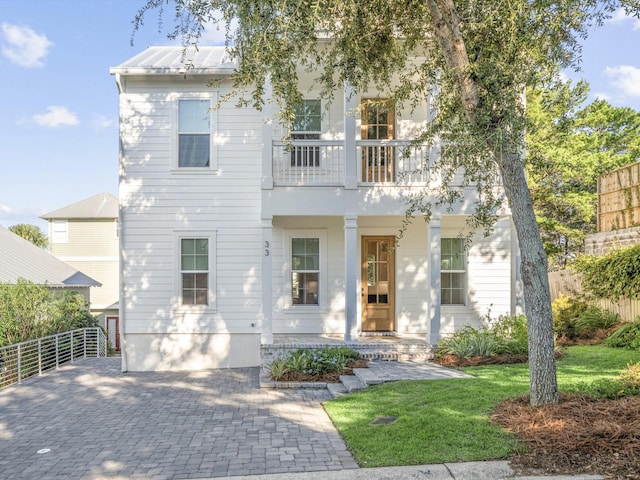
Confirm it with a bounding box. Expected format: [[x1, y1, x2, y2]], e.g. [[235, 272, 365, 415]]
[[436, 314, 529, 358], [575, 306, 620, 336], [268, 346, 360, 379], [551, 293, 590, 340], [573, 244, 640, 300], [604, 319, 640, 350], [0, 280, 99, 347]]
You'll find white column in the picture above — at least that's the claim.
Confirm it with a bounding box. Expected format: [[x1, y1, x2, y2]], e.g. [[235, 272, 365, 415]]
[[344, 83, 358, 190], [261, 78, 274, 190], [344, 215, 359, 343], [511, 217, 525, 314], [261, 216, 274, 344], [428, 216, 442, 344]]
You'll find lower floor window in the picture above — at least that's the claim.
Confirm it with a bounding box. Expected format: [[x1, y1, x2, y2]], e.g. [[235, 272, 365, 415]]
[[291, 237, 319, 305], [441, 238, 466, 305], [181, 238, 209, 306]]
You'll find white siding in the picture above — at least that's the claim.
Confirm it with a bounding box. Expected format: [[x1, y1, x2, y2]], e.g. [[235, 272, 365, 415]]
[[119, 77, 264, 365]]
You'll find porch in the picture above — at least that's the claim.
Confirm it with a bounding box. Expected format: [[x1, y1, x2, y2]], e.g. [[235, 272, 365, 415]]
[[271, 140, 433, 186], [261, 333, 435, 366]]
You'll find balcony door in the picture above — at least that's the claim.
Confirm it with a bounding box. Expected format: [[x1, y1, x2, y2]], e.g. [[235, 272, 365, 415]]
[[361, 236, 395, 332], [361, 99, 395, 182]]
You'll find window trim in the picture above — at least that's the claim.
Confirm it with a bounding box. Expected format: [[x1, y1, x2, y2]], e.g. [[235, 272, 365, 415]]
[[172, 94, 219, 173], [51, 220, 68, 244], [284, 229, 327, 311], [173, 230, 217, 312], [290, 99, 322, 168], [440, 237, 467, 306]]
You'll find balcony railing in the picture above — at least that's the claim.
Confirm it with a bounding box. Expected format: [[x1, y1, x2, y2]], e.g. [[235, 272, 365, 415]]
[[0, 328, 107, 389], [272, 140, 430, 186]]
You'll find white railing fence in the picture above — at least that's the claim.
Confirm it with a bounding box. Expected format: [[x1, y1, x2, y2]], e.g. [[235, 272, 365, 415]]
[[273, 141, 345, 185], [0, 328, 107, 389]]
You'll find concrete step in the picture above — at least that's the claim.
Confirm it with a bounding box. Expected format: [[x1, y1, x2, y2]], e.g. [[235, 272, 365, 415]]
[[353, 368, 383, 385], [326, 382, 348, 399], [339, 375, 367, 393]]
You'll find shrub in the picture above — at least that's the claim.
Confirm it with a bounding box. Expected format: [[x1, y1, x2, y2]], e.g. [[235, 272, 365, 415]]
[[551, 293, 590, 340], [604, 319, 640, 350], [575, 306, 620, 336], [436, 315, 529, 358], [268, 346, 360, 379]]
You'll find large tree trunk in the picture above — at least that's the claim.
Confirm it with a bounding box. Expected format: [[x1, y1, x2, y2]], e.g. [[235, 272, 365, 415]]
[[498, 149, 559, 406]]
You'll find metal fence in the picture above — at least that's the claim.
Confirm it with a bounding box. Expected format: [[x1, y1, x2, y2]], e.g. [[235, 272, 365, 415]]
[[0, 328, 107, 389]]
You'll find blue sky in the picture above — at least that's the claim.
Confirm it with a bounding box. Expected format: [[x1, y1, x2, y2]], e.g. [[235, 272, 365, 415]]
[[1, 1, 639, 232]]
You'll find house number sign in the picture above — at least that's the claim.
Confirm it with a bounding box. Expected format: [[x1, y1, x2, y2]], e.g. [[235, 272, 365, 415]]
[[264, 241, 270, 256]]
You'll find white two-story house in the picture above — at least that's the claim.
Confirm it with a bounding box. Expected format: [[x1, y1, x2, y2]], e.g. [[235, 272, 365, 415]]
[[111, 46, 523, 371]]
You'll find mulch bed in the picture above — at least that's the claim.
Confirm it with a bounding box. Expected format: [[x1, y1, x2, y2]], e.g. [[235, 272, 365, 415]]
[[272, 358, 369, 383], [492, 394, 640, 479], [434, 353, 530, 367]]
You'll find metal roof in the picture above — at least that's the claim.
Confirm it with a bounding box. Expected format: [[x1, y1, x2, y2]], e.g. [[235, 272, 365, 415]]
[[109, 46, 236, 76], [0, 226, 101, 288], [41, 192, 118, 220]]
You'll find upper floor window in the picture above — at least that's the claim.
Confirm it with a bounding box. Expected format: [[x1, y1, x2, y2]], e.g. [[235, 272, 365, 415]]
[[178, 99, 210, 168], [291, 99, 321, 167], [441, 238, 466, 305], [52, 220, 68, 244]]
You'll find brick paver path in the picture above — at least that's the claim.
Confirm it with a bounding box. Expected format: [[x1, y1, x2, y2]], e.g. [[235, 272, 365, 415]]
[[0, 358, 358, 479]]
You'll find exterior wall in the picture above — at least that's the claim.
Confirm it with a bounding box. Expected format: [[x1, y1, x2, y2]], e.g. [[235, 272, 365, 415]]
[[269, 214, 515, 338], [119, 75, 264, 371], [584, 226, 640, 256], [439, 216, 514, 335], [49, 218, 119, 314]]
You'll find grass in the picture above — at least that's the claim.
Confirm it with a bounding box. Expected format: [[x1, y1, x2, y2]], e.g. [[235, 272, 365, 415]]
[[323, 345, 640, 467]]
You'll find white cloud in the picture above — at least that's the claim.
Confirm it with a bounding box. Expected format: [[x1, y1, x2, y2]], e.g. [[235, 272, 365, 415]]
[[0, 204, 12, 214], [607, 9, 640, 30], [200, 17, 238, 45], [592, 91, 611, 102], [91, 114, 114, 129], [605, 65, 640, 97], [32, 106, 79, 128], [1, 23, 53, 68]]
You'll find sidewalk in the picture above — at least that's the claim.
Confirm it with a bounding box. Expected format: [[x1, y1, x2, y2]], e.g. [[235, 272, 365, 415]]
[[215, 461, 603, 479]]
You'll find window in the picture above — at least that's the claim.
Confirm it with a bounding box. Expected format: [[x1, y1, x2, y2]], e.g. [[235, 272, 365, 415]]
[[291, 100, 321, 167], [52, 220, 68, 243], [178, 99, 210, 168], [291, 237, 319, 305], [180, 238, 209, 305], [441, 238, 466, 305]]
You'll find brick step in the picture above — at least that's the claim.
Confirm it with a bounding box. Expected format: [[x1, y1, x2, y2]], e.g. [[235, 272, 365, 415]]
[[353, 368, 383, 385], [339, 375, 367, 393], [326, 382, 348, 399]]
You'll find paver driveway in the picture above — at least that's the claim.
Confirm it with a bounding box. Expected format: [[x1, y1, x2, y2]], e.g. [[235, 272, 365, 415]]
[[0, 357, 358, 479]]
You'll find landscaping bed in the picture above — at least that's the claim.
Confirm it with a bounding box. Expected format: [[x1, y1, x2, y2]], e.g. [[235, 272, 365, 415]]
[[271, 357, 368, 382], [493, 393, 640, 479]]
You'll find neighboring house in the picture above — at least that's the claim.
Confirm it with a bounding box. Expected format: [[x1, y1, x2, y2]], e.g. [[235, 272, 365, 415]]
[[111, 46, 523, 371], [41, 193, 120, 351], [0, 225, 101, 301]]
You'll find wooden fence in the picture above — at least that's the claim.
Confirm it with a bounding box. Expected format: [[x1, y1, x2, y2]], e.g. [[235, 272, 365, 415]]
[[548, 270, 640, 322], [598, 162, 640, 232]]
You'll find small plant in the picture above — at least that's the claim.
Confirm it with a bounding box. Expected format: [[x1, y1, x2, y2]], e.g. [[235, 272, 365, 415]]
[[268, 346, 361, 380], [620, 362, 640, 385], [604, 319, 640, 350], [575, 306, 620, 336]]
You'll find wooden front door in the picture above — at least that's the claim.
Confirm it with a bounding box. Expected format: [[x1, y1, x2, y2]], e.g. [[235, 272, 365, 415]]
[[361, 99, 395, 182], [362, 236, 395, 332]]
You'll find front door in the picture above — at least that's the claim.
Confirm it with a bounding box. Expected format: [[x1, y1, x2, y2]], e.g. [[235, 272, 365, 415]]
[[361, 236, 395, 332], [106, 316, 120, 352]]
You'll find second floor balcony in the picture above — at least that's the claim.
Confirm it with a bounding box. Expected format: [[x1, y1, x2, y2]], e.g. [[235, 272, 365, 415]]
[[271, 139, 432, 187]]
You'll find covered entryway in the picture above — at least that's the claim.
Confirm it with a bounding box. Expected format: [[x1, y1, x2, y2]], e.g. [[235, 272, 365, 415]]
[[106, 316, 120, 352], [361, 236, 395, 332]]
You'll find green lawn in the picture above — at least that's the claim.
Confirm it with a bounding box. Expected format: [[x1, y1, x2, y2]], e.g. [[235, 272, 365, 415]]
[[323, 345, 640, 467]]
